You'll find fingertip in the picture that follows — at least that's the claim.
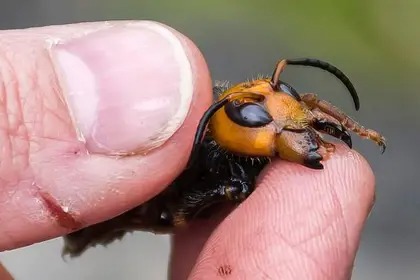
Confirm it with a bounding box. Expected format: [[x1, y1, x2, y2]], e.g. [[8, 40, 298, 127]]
[[259, 144, 376, 220], [266, 143, 375, 196], [256, 144, 376, 253]]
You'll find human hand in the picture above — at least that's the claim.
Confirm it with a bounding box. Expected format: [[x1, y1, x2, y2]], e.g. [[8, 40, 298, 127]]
[[0, 20, 375, 279]]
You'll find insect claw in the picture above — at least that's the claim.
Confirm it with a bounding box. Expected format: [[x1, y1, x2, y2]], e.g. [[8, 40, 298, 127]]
[[341, 130, 353, 149], [303, 152, 324, 169], [312, 118, 352, 148], [379, 140, 387, 154], [302, 93, 386, 154]]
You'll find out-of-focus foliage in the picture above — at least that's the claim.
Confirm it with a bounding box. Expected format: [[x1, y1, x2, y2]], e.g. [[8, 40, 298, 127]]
[[99, 0, 420, 83]]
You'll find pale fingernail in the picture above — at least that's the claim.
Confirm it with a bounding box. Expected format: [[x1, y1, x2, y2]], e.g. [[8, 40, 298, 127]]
[[52, 22, 193, 155]]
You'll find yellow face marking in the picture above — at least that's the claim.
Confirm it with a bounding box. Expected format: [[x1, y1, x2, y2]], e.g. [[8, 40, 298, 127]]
[[210, 79, 310, 157]]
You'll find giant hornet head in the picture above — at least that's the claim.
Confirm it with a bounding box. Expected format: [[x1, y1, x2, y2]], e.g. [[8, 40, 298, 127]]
[[189, 58, 386, 169]]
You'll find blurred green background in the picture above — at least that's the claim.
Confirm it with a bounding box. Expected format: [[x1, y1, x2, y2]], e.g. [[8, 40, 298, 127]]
[[1, 0, 419, 279]]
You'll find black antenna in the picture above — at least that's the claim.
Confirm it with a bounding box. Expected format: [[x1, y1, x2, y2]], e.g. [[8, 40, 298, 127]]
[[186, 97, 230, 169], [286, 58, 360, 111]]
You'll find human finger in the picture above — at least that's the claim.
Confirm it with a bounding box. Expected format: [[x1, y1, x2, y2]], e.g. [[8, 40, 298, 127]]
[[0, 20, 212, 250]]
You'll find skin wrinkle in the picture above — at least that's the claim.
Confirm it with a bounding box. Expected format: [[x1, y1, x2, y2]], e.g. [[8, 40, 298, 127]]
[[292, 236, 333, 279], [284, 250, 329, 280], [274, 223, 334, 277], [0, 32, 81, 247], [332, 161, 369, 277], [250, 236, 328, 279], [260, 167, 336, 245], [194, 191, 334, 279], [273, 167, 350, 277], [245, 185, 333, 279], [36, 49, 75, 141], [0, 52, 20, 184], [11, 84, 29, 184], [283, 191, 347, 277], [256, 264, 274, 280], [330, 177, 350, 259], [281, 192, 346, 277], [0, 46, 33, 253]]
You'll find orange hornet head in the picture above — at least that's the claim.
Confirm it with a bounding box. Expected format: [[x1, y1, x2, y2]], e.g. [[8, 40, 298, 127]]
[[208, 78, 324, 168], [187, 58, 382, 170]]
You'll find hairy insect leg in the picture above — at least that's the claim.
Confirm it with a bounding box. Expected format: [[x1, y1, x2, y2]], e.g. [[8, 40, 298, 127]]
[[172, 175, 254, 227], [301, 93, 386, 153], [62, 176, 254, 258], [311, 118, 352, 149]]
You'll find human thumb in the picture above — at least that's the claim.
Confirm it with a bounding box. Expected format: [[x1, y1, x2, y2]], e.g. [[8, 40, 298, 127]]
[[0, 20, 212, 250]]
